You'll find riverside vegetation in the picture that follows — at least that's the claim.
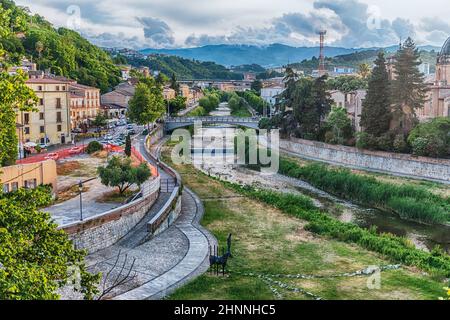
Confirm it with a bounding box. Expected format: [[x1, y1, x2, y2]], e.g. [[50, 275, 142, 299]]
[[161, 144, 448, 300], [278, 158, 450, 225]]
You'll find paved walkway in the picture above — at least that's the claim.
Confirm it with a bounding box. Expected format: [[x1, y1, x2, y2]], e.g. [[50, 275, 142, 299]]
[[46, 178, 121, 226], [81, 136, 216, 300]]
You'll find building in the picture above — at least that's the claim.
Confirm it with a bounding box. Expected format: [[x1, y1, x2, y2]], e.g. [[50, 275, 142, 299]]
[[17, 77, 72, 147], [101, 82, 135, 111], [100, 103, 127, 119], [420, 37, 450, 121], [243, 72, 257, 81], [120, 66, 132, 80], [332, 66, 356, 76], [69, 83, 101, 129], [1, 160, 57, 194], [163, 87, 176, 100], [8, 59, 37, 75], [330, 89, 367, 132], [261, 86, 284, 106]]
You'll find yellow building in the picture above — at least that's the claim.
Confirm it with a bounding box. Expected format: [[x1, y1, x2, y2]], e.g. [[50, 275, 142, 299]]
[[1, 160, 58, 193], [17, 77, 72, 146], [69, 83, 101, 129]]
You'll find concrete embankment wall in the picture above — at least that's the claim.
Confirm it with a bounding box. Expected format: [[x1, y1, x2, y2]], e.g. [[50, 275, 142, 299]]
[[144, 131, 184, 237], [280, 138, 450, 183], [61, 178, 161, 253]]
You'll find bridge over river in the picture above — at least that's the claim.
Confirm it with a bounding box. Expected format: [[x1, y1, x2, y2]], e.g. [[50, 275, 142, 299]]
[[164, 116, 261, 131]]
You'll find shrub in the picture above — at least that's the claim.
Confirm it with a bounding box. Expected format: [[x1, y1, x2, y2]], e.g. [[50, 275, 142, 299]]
[[279, 158, 450, 224], [407, 117, 450, 158], [393, 134, 408, 153], [356, 132, 377, 150], [86, 141, 103, 154], [411, 137, 429, 156]]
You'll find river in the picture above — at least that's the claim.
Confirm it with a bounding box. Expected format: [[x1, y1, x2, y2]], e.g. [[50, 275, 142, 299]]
[[188, 102, 450, 253]]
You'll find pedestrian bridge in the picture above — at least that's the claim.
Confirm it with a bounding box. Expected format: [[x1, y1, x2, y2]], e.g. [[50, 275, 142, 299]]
[[164, 116, 261, 131]]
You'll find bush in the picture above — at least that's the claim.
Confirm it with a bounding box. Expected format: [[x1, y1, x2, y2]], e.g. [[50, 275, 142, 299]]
[[356, 132, 377, 150], [411, 137, 429, 156], [86, 141, 104, 154], [407, 117, 450, 158], [279, 158, 450, 224], [393, 134, 408, 153]]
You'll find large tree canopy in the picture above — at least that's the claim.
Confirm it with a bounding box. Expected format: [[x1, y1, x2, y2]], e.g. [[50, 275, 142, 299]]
[[0, 186, 100, 299]]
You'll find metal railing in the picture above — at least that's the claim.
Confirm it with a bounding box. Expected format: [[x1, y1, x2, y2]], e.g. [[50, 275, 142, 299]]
[[166, 116, 261, 124]]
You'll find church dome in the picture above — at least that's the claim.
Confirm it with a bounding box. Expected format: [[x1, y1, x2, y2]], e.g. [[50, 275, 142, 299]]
[[439, 37, 450, 56]]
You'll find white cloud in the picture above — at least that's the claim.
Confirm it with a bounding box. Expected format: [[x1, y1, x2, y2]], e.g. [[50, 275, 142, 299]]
[[15, 0, 450, 48]]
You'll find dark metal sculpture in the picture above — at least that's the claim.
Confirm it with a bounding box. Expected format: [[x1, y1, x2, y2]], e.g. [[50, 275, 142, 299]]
[[209, 234, 232, 276]]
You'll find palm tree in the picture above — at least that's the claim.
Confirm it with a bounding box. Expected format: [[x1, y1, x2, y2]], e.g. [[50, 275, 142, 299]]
[[358, 63, 371, 79]]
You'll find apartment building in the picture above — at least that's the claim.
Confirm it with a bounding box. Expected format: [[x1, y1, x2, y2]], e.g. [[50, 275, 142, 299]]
[[17, 78, 72, 147], [69, 83, 101, 129]]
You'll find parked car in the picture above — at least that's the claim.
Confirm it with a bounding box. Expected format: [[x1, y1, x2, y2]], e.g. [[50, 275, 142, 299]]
[[68, 146, 83, 155], [44, 153, 59, 161], [127, 124, 134, 130], [128, 129, 136, 135]]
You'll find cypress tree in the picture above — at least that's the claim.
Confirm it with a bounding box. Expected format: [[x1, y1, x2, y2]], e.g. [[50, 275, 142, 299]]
[[125, 134, 132, 157], [391, 37, 429, 134], [360, 52, 391, 136]]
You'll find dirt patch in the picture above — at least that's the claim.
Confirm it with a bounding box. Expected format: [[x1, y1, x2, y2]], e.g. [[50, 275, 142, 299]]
[[56, 185, 90, 203], [57, 161, 82, 176], [96, 189, 136, 204]]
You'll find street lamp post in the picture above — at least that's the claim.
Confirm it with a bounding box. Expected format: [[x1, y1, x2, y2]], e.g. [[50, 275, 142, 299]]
[[78, 180, 83, 221]]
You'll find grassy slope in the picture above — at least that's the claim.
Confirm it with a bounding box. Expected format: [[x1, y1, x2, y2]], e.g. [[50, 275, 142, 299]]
[[161, 145, 444, 300]]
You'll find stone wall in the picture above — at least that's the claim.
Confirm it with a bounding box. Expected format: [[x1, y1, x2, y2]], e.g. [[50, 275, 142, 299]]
[[61, 177, 161, 253], [281, 138, 450, 183]]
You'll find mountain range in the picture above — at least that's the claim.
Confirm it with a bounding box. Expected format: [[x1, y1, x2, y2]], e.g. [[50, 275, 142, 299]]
[[140, 43, 441, 68]]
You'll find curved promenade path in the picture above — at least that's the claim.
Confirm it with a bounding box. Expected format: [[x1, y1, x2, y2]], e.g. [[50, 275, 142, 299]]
[[86, 136, 216, 300]]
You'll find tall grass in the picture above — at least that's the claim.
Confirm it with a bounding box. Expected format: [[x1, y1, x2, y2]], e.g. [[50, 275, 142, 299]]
[[279, 158, 450, 224], [221, 180, 450, 277]]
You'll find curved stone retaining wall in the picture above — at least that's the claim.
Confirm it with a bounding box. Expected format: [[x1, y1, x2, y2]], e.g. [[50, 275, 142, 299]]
[[144, 133, 183, 236], [281, 138, 450, 183], [61, 177, 161, 254]]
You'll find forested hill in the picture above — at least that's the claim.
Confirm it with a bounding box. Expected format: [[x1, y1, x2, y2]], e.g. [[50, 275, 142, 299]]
[[126, 54, 243, 80], [0, 0, 121, 92]]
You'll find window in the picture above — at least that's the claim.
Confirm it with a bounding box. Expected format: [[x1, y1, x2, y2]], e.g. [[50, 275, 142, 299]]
[[24, 179, 37, 189], [11, 182, 18, 192], [39, 112, 44, 120], [56, 86, 60, 91], [57, 125, 62, 132], [24, 113, 30, 125], [3, 184, 9, 193], [24, 127, 30, 135], [56, 98, 62, 108], [38, 86, 43, 91], [40, 126, 45, 133], [39, 98, 44, 106], [62, 86, 66, 91], [56, 112, 62, 123]]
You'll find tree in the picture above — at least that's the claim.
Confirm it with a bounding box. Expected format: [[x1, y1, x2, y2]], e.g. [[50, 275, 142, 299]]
[[91, 113, 107, 133], [279, 67, 298, 112], [0, 70, 37, 166], [127, 78, 165, 130], [167, 96, 187, 115], [155, 72, 168, 86], [124, 134, 132, 157], [250, 80, 262, 95], [360, 52, 392, 136], [324, 106, 354, 145], [0, 186, 100, 299], [170, 73, 180, 96], [98, 156, 151, 194], [391, 38, 429, 134], [358, 63, 371, 79]]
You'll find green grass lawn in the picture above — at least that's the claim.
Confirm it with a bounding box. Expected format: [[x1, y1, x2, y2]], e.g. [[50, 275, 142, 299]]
[[162, 146, 446, 300]]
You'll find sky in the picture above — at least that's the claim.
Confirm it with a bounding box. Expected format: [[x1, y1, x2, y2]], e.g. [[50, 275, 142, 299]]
[[15, 0, 450, 49]]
